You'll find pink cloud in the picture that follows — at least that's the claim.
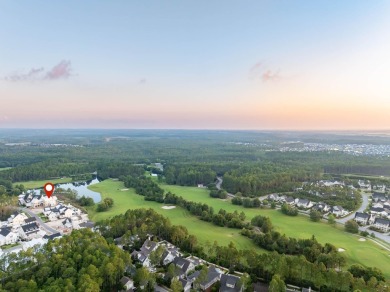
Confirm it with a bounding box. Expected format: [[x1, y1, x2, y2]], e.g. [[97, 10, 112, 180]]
[[249, 61, 281, 82], [5, 67, 44, 82], [262, 69, 281, 82], [45, 60, 72, 80]]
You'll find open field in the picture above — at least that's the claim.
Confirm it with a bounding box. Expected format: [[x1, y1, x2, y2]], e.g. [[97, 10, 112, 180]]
[[341, 173, 390, 180], [0, 167, 12, 172], [13, 178, 73, 189], [161, 184, 390, 274], [89, 180, 390, 277], [87, 179, 263, 251]]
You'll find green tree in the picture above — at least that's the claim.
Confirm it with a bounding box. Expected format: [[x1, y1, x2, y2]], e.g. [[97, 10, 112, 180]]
[[328, 214, 336, 226], [345, 220, 359, 233], [309, 210, 322, 222], [269, 274, 286, 292], [149, 245, 165, 266], [171, 278, 183, 292], [194, 266, 208, 289]]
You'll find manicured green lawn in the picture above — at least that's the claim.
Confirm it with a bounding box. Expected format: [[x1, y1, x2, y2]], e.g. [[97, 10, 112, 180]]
[[13, 178, 73, 189], [87, 180, 263, 251], [161, 184, 390, 276], [88, 180, 390, 278]]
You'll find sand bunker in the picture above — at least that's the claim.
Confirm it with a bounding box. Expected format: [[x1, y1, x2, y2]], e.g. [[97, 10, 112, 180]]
[[120, 188, 129, 191], [162, 206, 176, 210], [359, 238, 366, 242], [338, 248, 345, 252]]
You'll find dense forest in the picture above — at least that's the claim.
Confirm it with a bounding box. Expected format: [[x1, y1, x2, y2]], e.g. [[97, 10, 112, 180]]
[[0, 229, 131, 291]]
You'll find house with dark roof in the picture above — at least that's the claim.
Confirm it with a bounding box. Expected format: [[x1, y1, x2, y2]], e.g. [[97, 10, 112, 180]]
[[295, 198, 313, 209], [119, 276, 134, 292], [285, 197, 295, 205], [131, 239, 160, 268], [19, 222, 40, 239], [79, 221, 95, 229], [179, 278, 192, 292], [188, 265, 222, 291], [313, 202, 330, 213], [0, 227, 19, 246], [372, 192, 387, 202], [173, 257, 195, 277], [62, 218, 73, 229], [24, 217, 37, 224], [331, 206, 347, 217], [43, 232, 62, 240], [370, 207, 388, 217], [354, 212, 370, 225], [374, 218, 390, 232], [161, 249, 177, 265], [220, 274, 243, 292]]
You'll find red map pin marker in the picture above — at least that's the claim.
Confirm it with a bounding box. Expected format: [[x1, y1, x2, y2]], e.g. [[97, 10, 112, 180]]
[[44, 183, 55, 198]]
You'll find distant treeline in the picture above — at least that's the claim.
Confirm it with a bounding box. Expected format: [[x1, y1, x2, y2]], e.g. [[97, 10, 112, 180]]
[[0, 160, 145, 183]]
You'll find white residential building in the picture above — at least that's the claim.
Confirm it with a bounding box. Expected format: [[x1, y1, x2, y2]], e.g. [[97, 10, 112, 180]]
[[0, 228, 19, 246]]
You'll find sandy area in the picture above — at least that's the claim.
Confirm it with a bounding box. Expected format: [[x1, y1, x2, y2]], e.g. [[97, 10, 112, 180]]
[[162, 206, 176, 210], [338, 248, 345, 252], [120, 188, 129, 191], [359, 238, 366, 242]]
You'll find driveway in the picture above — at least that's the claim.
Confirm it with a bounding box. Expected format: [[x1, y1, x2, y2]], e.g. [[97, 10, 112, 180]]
[[20, 207, 59, 234]]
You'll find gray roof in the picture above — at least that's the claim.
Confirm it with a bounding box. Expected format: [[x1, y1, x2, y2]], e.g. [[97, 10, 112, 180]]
[[140, 239, 158, 256], [24, 217, 37, 224], [79, 221, 95, 228], [21, 222, 39, 233], [154, 285, 169, 292], [373, 192, 387, 199], [43, 232, 61, 240], [285, 197, 295, 203], [0, 227, 11, 237], [173, 257, 192, 273], [120, 276, 132, 285], [374, 218, 390, 226], [371, 207, 385, 213], [220, 274, 241, 292], [354, 212, 369, 219], [298, 198, 309, 205]]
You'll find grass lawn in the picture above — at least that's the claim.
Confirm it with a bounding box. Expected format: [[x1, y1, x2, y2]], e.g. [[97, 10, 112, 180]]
[[161, 184, 390, 277], [13, 178, 73, 189], [88, 180, 263, 252], [341, 174, 390, 180], [0, 167, 12, 172], [88, 180, 390, 278]]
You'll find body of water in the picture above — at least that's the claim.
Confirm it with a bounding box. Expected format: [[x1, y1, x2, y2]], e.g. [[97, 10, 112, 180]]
[[32, 177, 102, 202]]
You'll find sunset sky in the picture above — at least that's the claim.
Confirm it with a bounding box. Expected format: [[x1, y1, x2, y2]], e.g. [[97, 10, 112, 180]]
[[1, 1, 389, 130]]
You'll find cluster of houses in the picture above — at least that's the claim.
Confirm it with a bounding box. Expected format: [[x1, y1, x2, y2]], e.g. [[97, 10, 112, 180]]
[[126, 238, 245, 292], [354, 192, 390, 233], [267, 194, 349, 217], [18, 192, 58, 208], [18, 191, 93, 233], [0, 211, 47, 247]]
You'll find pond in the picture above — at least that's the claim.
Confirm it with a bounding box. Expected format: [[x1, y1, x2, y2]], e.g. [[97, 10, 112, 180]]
[[32, 177, 102, 203]]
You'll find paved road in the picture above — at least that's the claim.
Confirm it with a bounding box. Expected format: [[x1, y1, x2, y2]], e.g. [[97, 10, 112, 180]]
[[334, 193, 390, 244], [20, 207, 58, 234], [359, 225, 390, 244], [337, 192, 370, 224], [216, 177, 235, 198]]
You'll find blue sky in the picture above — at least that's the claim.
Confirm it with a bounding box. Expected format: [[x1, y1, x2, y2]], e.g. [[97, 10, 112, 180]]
[[1, 1, 389, 129]]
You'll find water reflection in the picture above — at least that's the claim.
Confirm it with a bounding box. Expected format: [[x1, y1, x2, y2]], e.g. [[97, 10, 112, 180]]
[[33, 177, 102, 203]]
